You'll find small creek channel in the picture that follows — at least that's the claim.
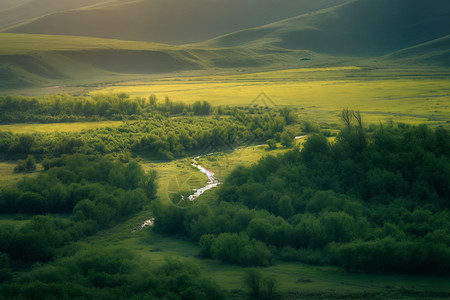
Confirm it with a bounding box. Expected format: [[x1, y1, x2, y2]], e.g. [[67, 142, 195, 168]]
[[137, 154, 220, 231], [137, 136, 307, 230]]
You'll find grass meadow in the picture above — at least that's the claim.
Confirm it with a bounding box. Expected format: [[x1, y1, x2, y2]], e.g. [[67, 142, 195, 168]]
[[95, 67, 450, 127], [0, 121, 123, 134], [0, 161, 43, 186]]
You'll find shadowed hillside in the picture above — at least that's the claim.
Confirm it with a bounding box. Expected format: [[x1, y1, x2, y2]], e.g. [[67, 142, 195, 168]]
[[3, 0, 350, 44], [386, 35, 450, 67], [0, 33, 320, 89], [0, 0, 110, 29], [0, 0, 28, 11], [206, 0, 450, 56]]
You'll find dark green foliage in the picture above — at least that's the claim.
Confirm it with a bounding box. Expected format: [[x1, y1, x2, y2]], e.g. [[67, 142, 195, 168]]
[[0, 216, 70, 263], [208, 232, 272, 266], [243, 268, 278, 298], [0, 248, 224, 300], [148, 122, 449, 273], [0, 103, 292, 160], [0, 154, 156, 266], [212, 124, 450, 273], [0, 94, 214, 123], [14, 155, 36, 173], [1, 155, 155, 219]]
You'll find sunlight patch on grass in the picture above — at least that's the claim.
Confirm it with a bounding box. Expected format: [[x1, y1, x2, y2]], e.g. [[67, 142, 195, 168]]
[[94, 68, 450, 127], [0, 121, 123, 134], [0, 161, 43, 186]]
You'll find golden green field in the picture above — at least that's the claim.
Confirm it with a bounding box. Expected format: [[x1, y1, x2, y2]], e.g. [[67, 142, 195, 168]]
[[0, 33, 178, 55], [94, 66, 450, 127], [0, 121, 123, 134]]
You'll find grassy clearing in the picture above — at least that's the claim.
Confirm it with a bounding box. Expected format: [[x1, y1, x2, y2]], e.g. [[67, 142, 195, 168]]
[[138, 139, 303, 202], [0, 121, 123, 133], [96, 67, 450, 127], [139, 157, 208, 203], [0, 161, 42, 186], [197, 144, 292, 182], [0, 215, 30, 229]]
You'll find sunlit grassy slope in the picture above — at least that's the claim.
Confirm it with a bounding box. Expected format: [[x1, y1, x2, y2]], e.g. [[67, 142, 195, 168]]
[[0, 33, 204, 88], [0, 0, 107, 29], [96, 66, 450, 127], [0, 33, 326, 91], [2, 0, 350, 44], [204, 0, 450, 57]]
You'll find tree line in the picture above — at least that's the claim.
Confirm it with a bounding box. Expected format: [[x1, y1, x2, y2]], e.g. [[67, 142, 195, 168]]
[[1, 110, 296, 161], [0, 93, 214, 123]]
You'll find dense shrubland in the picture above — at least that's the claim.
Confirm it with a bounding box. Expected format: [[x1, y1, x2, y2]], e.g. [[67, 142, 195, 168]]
[[0, 93, 213, 123], [152, 122, 450, 273], [0, 154, 156, 265], [0, 154, 224, 299], [0, 94, 296, 160], [0, 248, 224, 299]]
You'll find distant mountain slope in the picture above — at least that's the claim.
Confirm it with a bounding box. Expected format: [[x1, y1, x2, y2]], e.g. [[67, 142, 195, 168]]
[[3, 0, 350, 44], [386, 35, 450, 67], [205, 0, 450, 56], [0, 0, 28, 11], [0, 0, 111, 29]]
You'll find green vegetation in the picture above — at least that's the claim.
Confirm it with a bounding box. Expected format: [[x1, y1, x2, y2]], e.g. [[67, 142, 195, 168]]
[[14, 155, 35, 173], [0, 94, 298, 161], [1, 92, 449, 298], [1, 0, 449, 298], [0, 155, 224, 299], [98, 67, 450, 128], [0, 88, 448, 299], [150, 115, 450, 275]]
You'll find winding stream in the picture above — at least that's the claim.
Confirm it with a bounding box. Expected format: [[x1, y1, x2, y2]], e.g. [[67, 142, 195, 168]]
[[188, 155, 220, 201], [137, 154, 220, 230], [137, 136, 307, 230]]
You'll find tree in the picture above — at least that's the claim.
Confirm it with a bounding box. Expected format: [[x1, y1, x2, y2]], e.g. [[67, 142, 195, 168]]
[[14, 155, 36, 173], [279, 107, 295, 125], [243, 269, 263, 297], [243, 268, 278, 298], [266, 139, 277, 150], [17, 135, 35, 153], [280, 131, 293, 148]]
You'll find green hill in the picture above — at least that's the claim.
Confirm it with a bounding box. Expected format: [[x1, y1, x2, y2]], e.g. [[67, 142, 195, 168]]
[[2, 0, 350, 44], [205, 0, 450, 56], [0, 0, 108, 29], [0, 0, 28, 11], [0, 33, 197, 88], [0, 33, 320, 89], [385, 35, 450, 67]]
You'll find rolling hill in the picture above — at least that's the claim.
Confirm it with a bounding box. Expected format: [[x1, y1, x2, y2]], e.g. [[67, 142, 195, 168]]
[[0, 33, 320, 89], [385, 35, 450, 67], [2, 0, 351, 44], [204, 0, 450, 56], [0, 0, 28, 11], [0, 0, 111, 29], [1, 0, 449, 91]]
